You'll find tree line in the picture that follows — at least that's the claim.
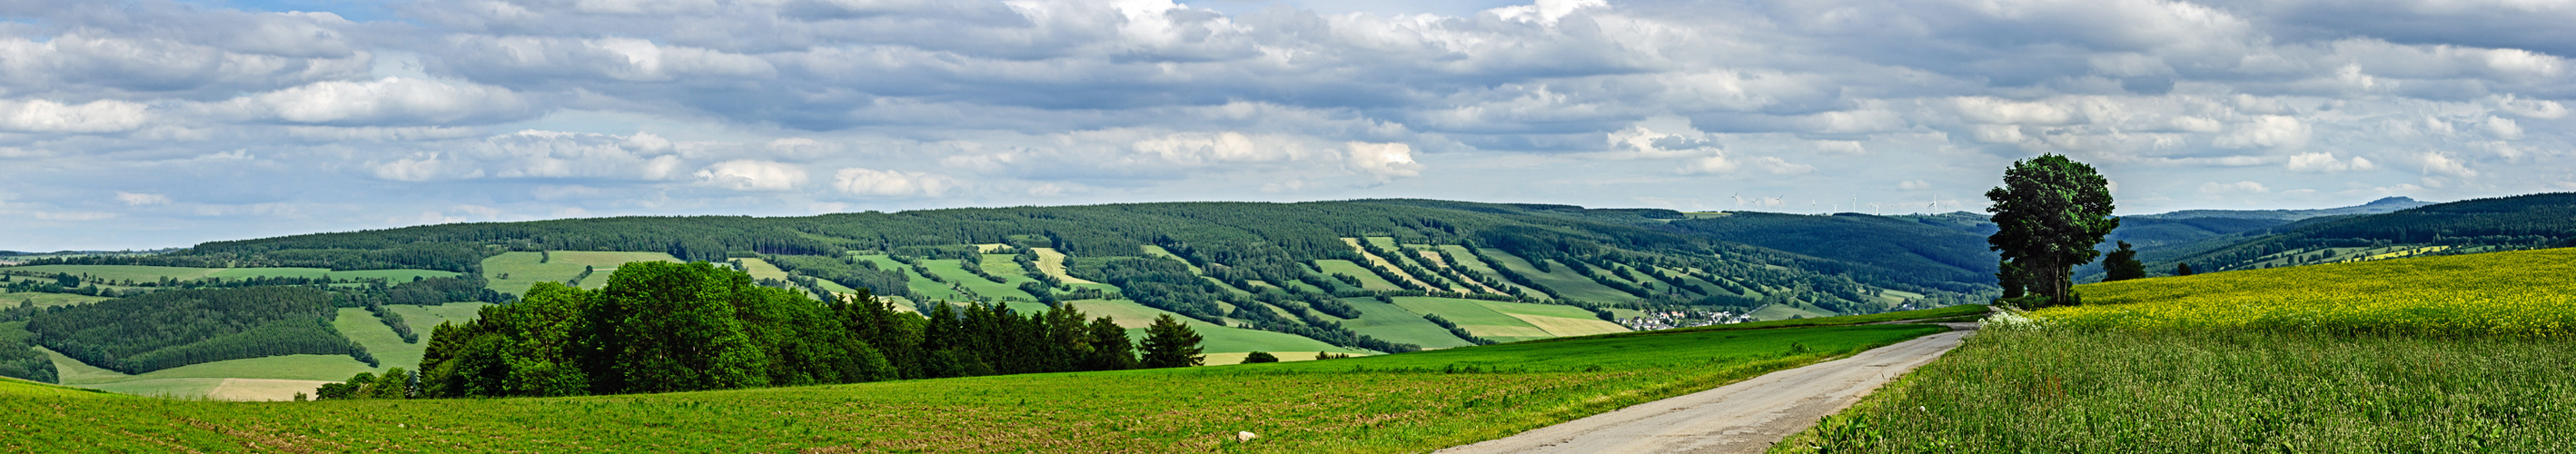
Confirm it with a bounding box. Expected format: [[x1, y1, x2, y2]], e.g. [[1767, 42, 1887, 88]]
[[22, 287, 362, 374], [377, 262, 1206, 399]]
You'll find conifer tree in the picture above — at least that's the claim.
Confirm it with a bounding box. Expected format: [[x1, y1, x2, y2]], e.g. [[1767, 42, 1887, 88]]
[[1138, 314, 1204, 369]]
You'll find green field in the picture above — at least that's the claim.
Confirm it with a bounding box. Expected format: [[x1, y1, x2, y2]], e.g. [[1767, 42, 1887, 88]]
[[737, 258, 791, 281], [42, 342, 372, 400], [2, 291, 111, 308], [1747, 302, 1837, 321], [1471, 300, 1630, 337], [1315, 260, 1402, 291], [1333, 299, 1477, 349], [1779, 251, 2576, 452], [1, 321, 1947, 452], [1477, 249, 1642, 303], [919, 259, 1036, 301], [1437, 245, 1540, 295], [385, 302, 491, 335], [333, 308, 421, 372], [856, 255, 971, 302], [481, 251, 680, 294], [1388, 297, 1552, 342], [1065, 299, 1369, 355]]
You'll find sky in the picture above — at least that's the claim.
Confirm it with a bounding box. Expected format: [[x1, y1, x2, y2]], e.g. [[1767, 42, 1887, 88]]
[[1, 0, 2571, 251]]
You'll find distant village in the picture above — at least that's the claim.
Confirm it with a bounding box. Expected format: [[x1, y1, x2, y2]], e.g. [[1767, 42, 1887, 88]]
[[1617, 310, 1757, 331]]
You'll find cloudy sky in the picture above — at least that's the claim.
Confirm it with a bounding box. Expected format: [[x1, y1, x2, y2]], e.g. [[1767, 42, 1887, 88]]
[[2, 0, 2570, 251]]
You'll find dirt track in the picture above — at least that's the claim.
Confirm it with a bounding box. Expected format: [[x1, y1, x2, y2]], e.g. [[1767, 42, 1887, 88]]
[[1438, 323, 1976, 454]]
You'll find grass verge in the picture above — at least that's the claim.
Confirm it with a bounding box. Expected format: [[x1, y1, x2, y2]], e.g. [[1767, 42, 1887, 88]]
[[3, 324, 1944, 452]]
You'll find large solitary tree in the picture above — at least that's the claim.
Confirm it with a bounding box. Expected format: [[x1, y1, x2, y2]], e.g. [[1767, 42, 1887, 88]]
[[1986, 153, 2120, 306]]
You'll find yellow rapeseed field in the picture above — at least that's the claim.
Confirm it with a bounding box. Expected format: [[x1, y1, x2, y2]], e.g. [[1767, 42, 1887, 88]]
[[2039, 248, 2576, 338]]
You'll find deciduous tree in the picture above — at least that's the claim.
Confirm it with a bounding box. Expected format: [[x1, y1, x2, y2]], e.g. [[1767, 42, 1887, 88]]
[[1985, 153, 2120, 306]]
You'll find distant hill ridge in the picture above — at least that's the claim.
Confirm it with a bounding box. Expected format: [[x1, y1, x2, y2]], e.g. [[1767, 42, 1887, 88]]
[[2129, 196, 2433, 221]]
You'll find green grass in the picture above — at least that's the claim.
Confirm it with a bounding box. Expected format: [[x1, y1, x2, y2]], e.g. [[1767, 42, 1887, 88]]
[[736, 258, 791, 281], [1437, 245, 1539, 295], [1066, 299, 1369, 355], [481, 251, 680, 295], [1470, 300, 1630, 338], [334, 308, 421, 371], [856, 255, 971, 302], [1333, 299, 1476, 350], [1747, 302, 1837, 321], [1774, 330, 2576, 453], [1, 291, 111, 308], [1389, 297, 1551, 342], [45, 344, 374, 387], [384, 302, 491, 335], [0, 323, 1945, 453], [919, 259, 1036, 301], [1315, 260, 1402, 291], [1477, 249, 1641, 303]]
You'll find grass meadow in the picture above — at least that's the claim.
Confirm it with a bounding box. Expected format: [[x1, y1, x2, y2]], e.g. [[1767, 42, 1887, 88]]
[[3, 322, 1947, 452], [1475, 248, 1642, 304], [1774, 249, 2576, 453]]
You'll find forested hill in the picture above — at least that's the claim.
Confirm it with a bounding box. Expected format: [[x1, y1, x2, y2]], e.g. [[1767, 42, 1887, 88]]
[[2144, 192, 2576, 274], [2128, 196, 2432, 221]]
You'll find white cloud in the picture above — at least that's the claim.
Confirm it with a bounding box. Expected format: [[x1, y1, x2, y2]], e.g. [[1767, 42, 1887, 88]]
[[242, 77, 529, 125], [32, 211, 119, 221], [2284, 153, 2377, 173], [0, 99, 150, 133], [2214, 115, 2311, 149], [2416, 152, 2478, 178], [695, 160, 809, 192], [834, 168, 957, 197], [1345, 142, 1422, 180], [114, 192, 171, 205], [1898, 180, 1932, 191], [2199, 181, 2271, 194]]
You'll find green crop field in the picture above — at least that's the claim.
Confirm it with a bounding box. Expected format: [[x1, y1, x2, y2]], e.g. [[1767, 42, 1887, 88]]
[[385, 302, 491, 335], [481, 251, 680, 294], [334, 308, 421, 371], [1065, 299, 1367, 355], [1388, 297, 1552, 342], [918, 259, 1035, 301], [1333, 299, 1476, 349], [2, 321, 1946, 452], [1748, 302, 1837, 321], [1437, 245, 1540, 295], [1314, 260, 1402, 291], [737, 258, 791, 281], [1477, 249, 1642, 304], [1778, 250, 2576, 453], [856, 254, 971, 302], [2, 291, 111, 308], [43, 343, 374, 401]]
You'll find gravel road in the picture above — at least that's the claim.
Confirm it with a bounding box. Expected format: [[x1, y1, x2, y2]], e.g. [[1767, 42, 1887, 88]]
[[1438, 323, 1977, 454]]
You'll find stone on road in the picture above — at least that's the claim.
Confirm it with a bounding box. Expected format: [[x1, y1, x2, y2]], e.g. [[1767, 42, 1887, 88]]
[[1439, 324, 1976, 454]]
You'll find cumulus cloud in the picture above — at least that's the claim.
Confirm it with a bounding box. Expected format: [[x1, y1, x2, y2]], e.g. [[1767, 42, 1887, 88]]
[[1345, 142, 1422, 180], [11, 0, 2576, 249], [695, 160, 809, 192], [0, 99, 150, 133], [238, 77, 530, 125], [2284, 153, 2377, 173], [2200, 181, 2272, 194], [834, 168, 957, 197]]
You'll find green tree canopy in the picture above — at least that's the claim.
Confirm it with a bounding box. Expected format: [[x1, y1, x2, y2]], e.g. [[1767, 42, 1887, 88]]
[[2103, 242, 2146, 281], [1985, 153, 2120, 306], [1138, 314, 1204, 369]]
